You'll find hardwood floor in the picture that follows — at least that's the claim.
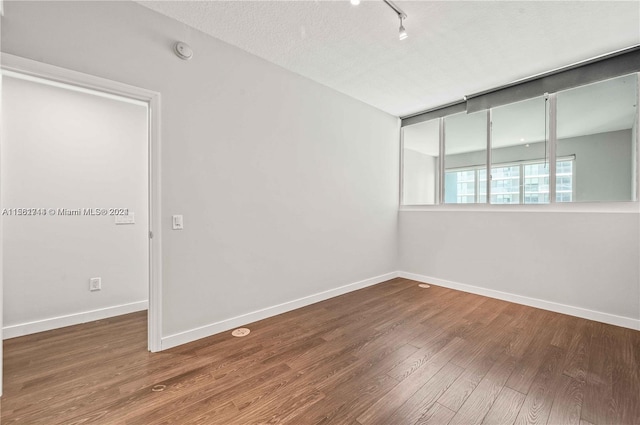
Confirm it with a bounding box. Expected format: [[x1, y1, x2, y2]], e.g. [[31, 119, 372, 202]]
[[2, 278, 639, 424]]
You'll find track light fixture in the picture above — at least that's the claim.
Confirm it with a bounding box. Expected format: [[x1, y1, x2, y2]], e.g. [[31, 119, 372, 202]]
[[350, 0, 408, 41], [383, 0, 408, 41], [398, 16, 408, 40]]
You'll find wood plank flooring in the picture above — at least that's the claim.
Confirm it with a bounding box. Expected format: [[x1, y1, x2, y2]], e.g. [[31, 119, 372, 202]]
[[2, 278, 639, 424]]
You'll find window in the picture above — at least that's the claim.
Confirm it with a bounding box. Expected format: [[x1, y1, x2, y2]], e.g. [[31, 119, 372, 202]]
[[491, 95, 549, 204], [523, 162, 550, 204], [556, 73, 638, 202], [401, 119, 439, 205], [491, 165, 520, 204], [400, 73, 638, 206], [445, 157, 574, 204], [444, 111, 487, 204], [445, 168, 480, 203], [555, 160, 574, 202]]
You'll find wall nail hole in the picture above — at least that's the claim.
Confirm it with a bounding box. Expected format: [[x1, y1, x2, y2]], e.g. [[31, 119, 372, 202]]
[[232, 328, 250, 337], [418, 283, 430, 289], [152, 384, 166, 392]]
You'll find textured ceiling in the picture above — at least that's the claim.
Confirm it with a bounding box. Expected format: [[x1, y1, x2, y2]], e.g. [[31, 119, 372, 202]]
[[137, 1, 640, 117]]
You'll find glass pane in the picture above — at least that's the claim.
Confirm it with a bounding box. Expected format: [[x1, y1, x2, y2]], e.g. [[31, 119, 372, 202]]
[[402, 119, 440, 205], [556, 160, 574, 202], [444, 111, 487, 204], [445, 170, 476, 203], [524, 162, 550, 204], [557, 73, 637, 202], [491, 165, 520, 204], [491, 95, 549, 204], [478, 169, 487, 203]]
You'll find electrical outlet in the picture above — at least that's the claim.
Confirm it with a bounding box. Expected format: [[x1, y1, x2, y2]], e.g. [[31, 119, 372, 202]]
[[89, 277, 101, 291]]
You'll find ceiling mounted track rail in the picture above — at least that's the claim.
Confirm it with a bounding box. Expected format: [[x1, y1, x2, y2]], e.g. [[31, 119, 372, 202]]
[[383, 0, 407, 19]]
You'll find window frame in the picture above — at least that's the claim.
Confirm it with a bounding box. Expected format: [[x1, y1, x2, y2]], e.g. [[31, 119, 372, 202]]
[[399, 72, 640, 211]]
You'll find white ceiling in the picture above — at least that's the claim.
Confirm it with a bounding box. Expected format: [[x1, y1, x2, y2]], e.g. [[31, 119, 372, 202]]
[[138, 0, 639, 117]]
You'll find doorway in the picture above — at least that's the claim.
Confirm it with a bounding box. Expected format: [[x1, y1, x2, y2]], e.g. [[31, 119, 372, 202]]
[[0, 54, 162, 395]]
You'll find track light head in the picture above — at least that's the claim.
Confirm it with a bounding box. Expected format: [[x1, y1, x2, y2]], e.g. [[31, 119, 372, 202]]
[[399, 17, 408, 40]]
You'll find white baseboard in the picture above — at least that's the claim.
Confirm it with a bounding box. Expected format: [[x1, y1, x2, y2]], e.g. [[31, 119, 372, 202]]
[[161, 271, 399, 350], [398, 271, 640, 331], [2, 300, 149, 339]]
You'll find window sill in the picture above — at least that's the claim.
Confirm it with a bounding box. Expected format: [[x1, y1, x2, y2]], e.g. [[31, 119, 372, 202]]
[[399, 202, 640, 213]]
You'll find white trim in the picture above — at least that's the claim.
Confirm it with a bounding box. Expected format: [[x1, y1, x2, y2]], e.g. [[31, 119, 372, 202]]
[[1, 54, 155, 104], [2, 301, 149, 340], [398, 271, 640, 331], [0, 53, 163, 352], [147, 91, 163, 353], [161, 272, 399, 350], [1, 70, 147, 107], [0, 69, 4, 397]]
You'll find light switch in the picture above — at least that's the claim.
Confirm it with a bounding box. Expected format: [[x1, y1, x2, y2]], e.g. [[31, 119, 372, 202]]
[[172, 215, 184, 230], [115, 213, 135, 225]]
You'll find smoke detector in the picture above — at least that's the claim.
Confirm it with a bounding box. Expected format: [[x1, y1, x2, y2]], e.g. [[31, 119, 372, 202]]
[[174, 42, 193, 60]]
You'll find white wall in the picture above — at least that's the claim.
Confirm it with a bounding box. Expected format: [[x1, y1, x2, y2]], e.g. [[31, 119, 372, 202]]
[[399, 211, 640, 326], [1, 1, 399, 343], [1, 75, 149, 336]]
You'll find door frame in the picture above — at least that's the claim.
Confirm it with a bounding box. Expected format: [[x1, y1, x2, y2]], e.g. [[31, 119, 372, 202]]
[[0, 54, 163, 366]]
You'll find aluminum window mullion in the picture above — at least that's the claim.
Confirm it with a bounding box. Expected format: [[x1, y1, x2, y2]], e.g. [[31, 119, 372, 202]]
[[519, 164, 525, 204], [486, 109, 492, 204], [635, 72, 640, 202], [549, 93, 558, 203], [399, 127, 405, 206], [438, 117, 445, 205]]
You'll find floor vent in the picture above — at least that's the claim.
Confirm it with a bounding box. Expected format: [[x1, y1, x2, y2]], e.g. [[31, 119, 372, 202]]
[[232, 328, 251, 337]]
